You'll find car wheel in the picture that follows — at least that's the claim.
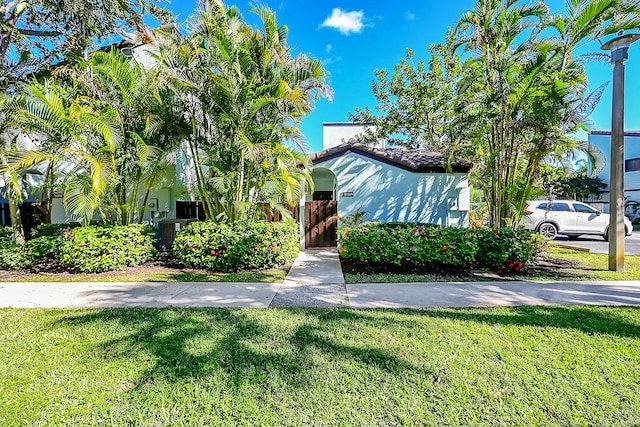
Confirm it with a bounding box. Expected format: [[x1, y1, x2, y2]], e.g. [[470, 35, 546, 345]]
[[604, 227, 631, 240], [538, 222, 558, 240]]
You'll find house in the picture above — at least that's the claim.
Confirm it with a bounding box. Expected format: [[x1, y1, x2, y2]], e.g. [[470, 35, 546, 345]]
[[299, 123, 472, 248], [588, 130, 640, 221]]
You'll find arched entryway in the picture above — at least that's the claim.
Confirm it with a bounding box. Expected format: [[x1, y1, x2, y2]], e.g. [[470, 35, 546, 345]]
[[306, 168, 338, 248]]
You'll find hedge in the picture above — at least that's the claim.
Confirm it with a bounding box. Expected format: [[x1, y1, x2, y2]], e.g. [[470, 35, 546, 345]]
[[173, 221, 299, 271], [338, 222, 543, 274], [56, 224, 156, 273]]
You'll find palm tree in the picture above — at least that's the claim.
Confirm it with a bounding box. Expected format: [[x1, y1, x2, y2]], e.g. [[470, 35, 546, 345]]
[[452, 0, 639, 228], [1, 80, 120, 226], [156, 1, 331, 222]]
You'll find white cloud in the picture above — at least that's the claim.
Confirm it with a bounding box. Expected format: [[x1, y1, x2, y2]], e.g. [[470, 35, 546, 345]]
[[323, 56, 342, 65], [405, 11, 415, 20], [320, 8, 365, 35], [326, 44, 332, 54]]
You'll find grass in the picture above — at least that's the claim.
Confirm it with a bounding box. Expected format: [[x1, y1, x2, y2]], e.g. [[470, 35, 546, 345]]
[[1, 306, 639, 426], [345, 244, 640, 283], [0, 269, 287, 283]]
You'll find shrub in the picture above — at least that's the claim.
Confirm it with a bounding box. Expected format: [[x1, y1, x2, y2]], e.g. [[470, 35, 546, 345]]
[[339, 222, 542, 274], [472, 228, 543, 273], [0, 235, 30, 270], [31, 223, 80, 238], [173, 221, 299, 271], [58, 224, 156, 273]]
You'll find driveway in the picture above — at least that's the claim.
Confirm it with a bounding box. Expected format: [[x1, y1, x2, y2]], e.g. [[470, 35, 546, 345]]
[[554, 231, 640, 255]]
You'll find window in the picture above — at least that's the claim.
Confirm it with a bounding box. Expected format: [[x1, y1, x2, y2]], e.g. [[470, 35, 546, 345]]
[[573, 203, 596, 214], [537, 202, 571, 212], [626, 158, 640, 172]]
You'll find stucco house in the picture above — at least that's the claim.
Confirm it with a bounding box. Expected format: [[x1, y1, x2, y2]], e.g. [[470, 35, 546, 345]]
[[0, 32, 472, 247], [299, 123, 472, 248]]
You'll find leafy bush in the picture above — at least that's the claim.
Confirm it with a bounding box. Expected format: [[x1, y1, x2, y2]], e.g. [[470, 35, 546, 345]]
[[31, 223, 80, 238], [58, 224, 156, 273], [173, 221, 299, 271], [473, 228, 543, 273], [339, 222, 542, 274], [0, 235, 30, 270]]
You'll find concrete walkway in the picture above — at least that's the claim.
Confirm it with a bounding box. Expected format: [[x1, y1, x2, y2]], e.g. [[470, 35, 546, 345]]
[[271, 249, 348, 308], [1, 249, 640, 309]]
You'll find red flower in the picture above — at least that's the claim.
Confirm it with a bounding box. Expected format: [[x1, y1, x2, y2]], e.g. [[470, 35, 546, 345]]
[[497, 269, 503, 275], [467, 260, 473, 266], [345, 231, 349, 237], [210, 250, 216, 256], [187, 243, 193, 249], [441, 245, 447, 251]]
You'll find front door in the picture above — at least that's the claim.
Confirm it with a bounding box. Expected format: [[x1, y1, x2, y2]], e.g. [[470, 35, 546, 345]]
[[305, 200, 337, 248]]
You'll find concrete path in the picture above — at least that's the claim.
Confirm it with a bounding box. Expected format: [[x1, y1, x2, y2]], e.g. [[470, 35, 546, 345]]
[[0, 281, 281, 308], [270, 249, 348, 308], [346, 281, 640, 308], [1, 249, 640, 309]]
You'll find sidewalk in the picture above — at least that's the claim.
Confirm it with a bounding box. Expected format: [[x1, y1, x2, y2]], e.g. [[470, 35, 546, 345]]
[[1, 249, 640, 308]]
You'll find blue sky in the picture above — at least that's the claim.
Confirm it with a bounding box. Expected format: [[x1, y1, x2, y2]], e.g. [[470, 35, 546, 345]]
[[166, 1, 640, 153]]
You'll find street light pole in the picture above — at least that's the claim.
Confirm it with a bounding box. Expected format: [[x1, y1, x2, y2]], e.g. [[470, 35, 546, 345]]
[[601, 33, 640, 272]]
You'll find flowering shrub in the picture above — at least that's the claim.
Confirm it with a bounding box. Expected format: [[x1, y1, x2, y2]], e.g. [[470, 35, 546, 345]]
[[173, 221, 299, 271], [339, 222, 542, 274], [58, 224, 156, 273], [473, 228, 542, 273]]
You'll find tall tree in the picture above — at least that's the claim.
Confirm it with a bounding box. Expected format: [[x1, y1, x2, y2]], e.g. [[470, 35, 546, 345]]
[[0, 0, 171, 89], [157, 1, 331, 222], [0, 0, 172, 239], [352, 0, 640, 228]]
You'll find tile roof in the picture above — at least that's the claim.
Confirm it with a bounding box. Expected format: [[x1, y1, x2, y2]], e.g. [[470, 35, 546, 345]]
[[309, 142, 472, 172]]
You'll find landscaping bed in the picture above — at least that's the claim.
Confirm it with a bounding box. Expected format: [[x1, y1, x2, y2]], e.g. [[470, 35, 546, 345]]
[[341, 251, 581, 283], [0, 256, 290, 283], [0, 221, 298, 282], [343, 245, 640, 283]]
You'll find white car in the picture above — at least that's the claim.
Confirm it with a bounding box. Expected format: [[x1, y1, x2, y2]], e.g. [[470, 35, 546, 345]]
[[522, 200, 633, 240]]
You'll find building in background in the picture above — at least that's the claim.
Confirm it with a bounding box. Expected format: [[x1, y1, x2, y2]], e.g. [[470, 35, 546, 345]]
[[588, 130, 640, 221]]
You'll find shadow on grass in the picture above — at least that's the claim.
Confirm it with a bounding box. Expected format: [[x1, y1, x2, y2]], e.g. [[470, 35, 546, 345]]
[[55, 308, 422, 392], [51, 305, 640, 397], [393, 305, 640, 338]]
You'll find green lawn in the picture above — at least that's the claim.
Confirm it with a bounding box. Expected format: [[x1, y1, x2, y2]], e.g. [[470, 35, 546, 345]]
[[2, 307, 639, 426], [345, 245, 640, 283], [0, 270, 287, 283]]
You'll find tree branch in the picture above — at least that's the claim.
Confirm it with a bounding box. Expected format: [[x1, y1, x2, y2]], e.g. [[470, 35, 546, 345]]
[[16, 28, 63, 37]]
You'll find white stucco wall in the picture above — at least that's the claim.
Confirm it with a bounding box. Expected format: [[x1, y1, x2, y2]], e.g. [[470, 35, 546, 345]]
[[313, 153, 470, 227], [322, 123, 382, 150]]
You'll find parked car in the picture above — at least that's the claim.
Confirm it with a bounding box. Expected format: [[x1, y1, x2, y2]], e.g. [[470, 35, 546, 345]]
[[522, 200, 633, 240]]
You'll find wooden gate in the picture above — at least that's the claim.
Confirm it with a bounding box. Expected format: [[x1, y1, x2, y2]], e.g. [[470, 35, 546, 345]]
[[304, 200, 337, 248]]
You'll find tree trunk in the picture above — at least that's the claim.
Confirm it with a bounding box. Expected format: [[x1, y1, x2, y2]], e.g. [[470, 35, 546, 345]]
[[0, 150, 25, 242]]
